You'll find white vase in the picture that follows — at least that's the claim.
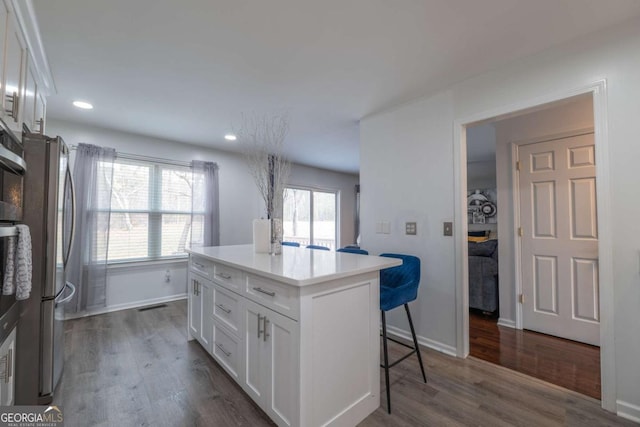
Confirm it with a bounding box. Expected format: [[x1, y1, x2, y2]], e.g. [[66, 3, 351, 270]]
[[253, 219, 271, 253]]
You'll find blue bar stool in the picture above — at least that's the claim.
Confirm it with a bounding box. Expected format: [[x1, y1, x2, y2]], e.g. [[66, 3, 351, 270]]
[[379, 253, 427, 414], [282, 241, 300, 247], [306, 244, 330, 251], [337, 247, 369, 255]]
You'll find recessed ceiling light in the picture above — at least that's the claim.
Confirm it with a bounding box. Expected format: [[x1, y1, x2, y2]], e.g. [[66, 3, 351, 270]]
[[73, 100, 93, 110], [224, 134, 237, 141]]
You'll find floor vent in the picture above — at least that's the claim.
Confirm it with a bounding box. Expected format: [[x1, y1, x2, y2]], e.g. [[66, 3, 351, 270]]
[[138, 304, 168, 312]]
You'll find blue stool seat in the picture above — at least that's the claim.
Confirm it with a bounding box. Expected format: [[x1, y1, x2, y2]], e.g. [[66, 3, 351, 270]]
[[337, 247, 369, 255], [306, 244, 330, 251], [378, 253, 426, 414], [281, 241, 300, 247]]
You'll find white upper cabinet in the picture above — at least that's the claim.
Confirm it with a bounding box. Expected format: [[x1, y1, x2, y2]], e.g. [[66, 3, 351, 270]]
[[1, 1, 27, 133], [34, 83, 45, 134], [0, 1, 52, 137], [22, 57, 36, 132]]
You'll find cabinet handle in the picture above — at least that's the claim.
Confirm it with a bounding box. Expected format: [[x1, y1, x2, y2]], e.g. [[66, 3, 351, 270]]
[[216, 272, 232, 280], [36, 118, 44, 134], [5, 92, 18, 119], [215, 343, 231, 357], [195, 280, 200, 296], [215, 303, 231, 314], [263, 316, 270, 342], [253, 287, 276, 297], [257, 314, 263, 338], [193, 280, 196, 295], [193, 261, 205, 269]]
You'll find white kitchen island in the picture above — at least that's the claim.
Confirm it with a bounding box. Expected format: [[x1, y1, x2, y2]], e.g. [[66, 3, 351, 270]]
[[186, 244, 401, 427]]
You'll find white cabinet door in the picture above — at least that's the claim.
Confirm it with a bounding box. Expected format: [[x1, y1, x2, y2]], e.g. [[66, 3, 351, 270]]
[[242, 299, 298, 427], [0, 327, 16, 406], [0, 3, 7, 91], [23, 59, 38, 132], [242, 299, 269, 405], [34, 89, 46, 134], [188, 275, 201, 340], [263, 307, 298, 427], [2, 3, 27, 132], [23, 59, 36, 132]]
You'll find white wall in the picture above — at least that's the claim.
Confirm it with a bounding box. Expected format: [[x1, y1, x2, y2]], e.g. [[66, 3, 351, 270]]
[[360, 17, 640, 416], [494, 95, 593, 325], [47, 119, 359, 313]]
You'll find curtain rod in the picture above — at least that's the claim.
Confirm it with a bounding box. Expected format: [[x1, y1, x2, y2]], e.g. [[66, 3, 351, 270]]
[[70, 144, 193, 168]]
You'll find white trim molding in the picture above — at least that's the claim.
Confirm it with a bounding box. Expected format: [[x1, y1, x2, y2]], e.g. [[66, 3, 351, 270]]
[[11, 0, 56, 95], [453, 80, 616, 412], [497, 318, 516, 329], [385, 324, 457, 358], [617, 400, 640, 424], [64, 293, 187, 320]]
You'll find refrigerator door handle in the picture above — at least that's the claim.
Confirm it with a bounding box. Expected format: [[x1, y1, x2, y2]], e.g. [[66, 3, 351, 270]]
[[55, 282, 76, 307], [63, 166, 76, 269]]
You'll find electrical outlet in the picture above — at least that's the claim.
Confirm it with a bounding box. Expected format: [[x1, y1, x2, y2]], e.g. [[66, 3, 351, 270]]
[[405, 222, 417, 235], [165, 269, 171, 283], [443, 222, 453, 236]]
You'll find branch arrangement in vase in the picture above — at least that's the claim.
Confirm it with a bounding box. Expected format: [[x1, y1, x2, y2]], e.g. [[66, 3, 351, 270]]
[[236, 112, 291, 220], [236, 112, 291, 254]]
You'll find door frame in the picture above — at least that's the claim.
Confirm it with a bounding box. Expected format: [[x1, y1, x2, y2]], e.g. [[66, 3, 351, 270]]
[[453, 80, 615, 411]]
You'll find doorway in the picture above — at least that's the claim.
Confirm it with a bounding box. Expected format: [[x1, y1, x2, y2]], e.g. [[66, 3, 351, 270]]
[[457, 85, 613, 408]]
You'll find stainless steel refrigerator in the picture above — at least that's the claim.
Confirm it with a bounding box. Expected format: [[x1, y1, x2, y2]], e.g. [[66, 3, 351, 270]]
[[16, 133, 75, 404]]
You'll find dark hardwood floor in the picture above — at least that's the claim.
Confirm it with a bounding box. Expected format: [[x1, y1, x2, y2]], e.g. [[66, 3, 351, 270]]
[[469, 311, 601, 400], [54, 301, 630, 426]]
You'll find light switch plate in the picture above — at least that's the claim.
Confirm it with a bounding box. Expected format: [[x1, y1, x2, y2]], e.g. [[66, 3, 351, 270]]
[[443, 222, 453, 236], [405, 222, 417, 235], [382, 221, 391, 234]]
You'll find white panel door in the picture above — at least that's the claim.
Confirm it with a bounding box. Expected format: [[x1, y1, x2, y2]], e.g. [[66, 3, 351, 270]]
[[264, 307, 297, 427], [519, 133, 599, 346]]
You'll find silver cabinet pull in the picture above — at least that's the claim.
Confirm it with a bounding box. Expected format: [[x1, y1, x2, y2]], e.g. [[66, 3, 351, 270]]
[[216, 272, 232, 280], [263, 316, 270, 342], [193, 261, 206, 269], [5, 92, 17, 119], [215, 343, 231, 357], [36, 118, 44, 134], [195, 280, 200, 296], [7, 349, 11, 381], [253, 287, 276, 297], [215, 303, 231, 314], [257, 314, 263, 338]]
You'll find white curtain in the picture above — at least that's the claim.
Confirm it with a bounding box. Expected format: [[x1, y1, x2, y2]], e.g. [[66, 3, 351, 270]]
[[66, 143, 116, 312], [192, 161, 220, 246]]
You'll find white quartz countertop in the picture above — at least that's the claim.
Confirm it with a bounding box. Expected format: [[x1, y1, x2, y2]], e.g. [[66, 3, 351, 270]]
[[186, 244, 402, 286]]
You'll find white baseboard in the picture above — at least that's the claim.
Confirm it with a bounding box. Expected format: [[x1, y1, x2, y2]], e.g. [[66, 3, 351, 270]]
[[65, 294, 187, 320], [385, 324, 457, 357], [497, 318, 517, 329], [617, 400, 640, 423]]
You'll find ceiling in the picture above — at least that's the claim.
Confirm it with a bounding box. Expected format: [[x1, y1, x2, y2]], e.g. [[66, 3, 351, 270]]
[[33, 0, 640, 174]]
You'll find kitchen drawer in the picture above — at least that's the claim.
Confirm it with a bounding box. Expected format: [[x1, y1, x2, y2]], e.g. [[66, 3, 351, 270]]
[[212, 263, 243, 293], [189, 256, 213, 281], [213, 284, 241, 336], [245, 274, 299, 320], [211, 319, 241, 381]]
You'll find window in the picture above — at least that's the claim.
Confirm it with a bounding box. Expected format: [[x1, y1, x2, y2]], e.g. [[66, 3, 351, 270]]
[[283, 187, 338, 249], [97, 158, 203, 262]]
